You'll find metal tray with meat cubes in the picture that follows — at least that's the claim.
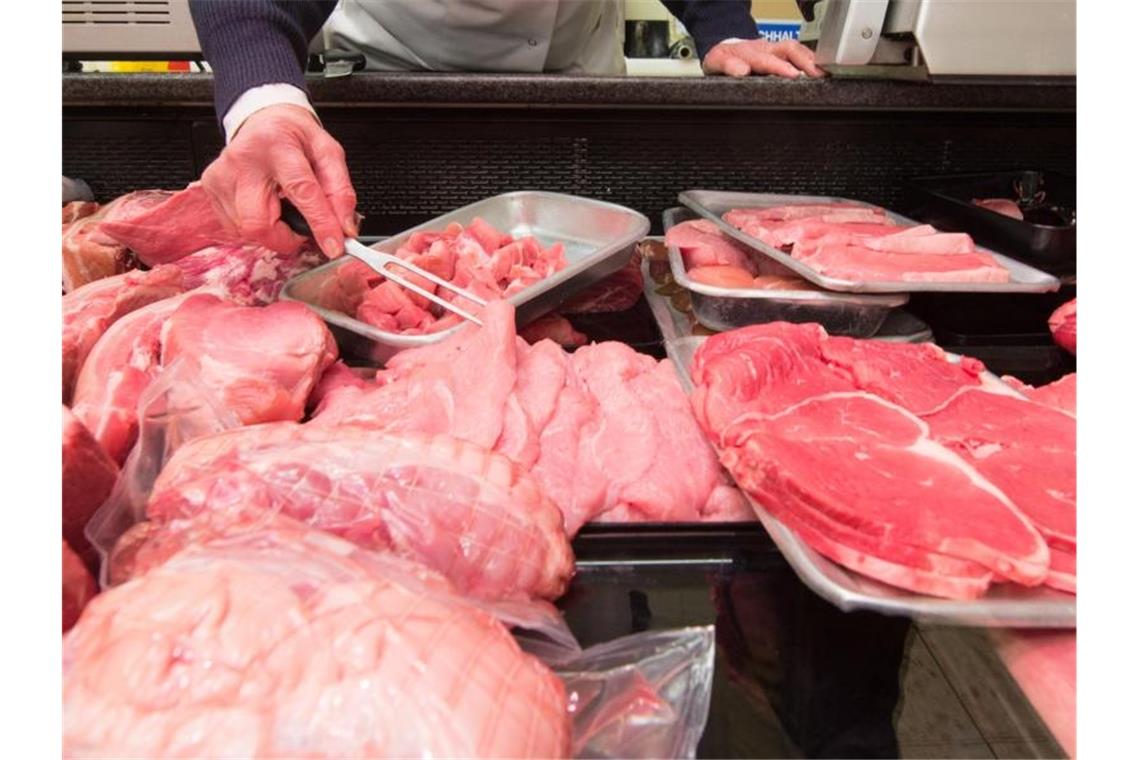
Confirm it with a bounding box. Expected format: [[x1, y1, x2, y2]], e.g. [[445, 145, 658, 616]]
[[282, 191, 649, 365], [678, 189, 1062, 295], [661, 335, 1075, 628]]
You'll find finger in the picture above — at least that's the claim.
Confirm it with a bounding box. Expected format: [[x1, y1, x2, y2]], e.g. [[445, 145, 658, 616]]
[[775, 39, 825, 77], [233, 177, 307, 254], [714, 52, 752, 78], [199, 161, 243, 237], [273, 151, 345, 258], [307, 131, 359, 238], [735, 46, 802, 78]]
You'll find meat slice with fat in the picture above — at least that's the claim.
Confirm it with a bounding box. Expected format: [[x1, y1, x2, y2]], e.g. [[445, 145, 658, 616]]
[[64, 520, 571, 758]]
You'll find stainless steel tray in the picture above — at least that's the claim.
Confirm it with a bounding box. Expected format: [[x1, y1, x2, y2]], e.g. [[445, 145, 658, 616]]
[[663, 334, 1075, 627], [663, 207, 906, 337], [283, 191, 649, 364], [678, 190, 1062, 295]]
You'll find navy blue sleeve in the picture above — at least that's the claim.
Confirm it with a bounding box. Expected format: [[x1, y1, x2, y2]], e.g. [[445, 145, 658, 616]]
[[189, 0, 337, 124], [661, 1, 760, 59]]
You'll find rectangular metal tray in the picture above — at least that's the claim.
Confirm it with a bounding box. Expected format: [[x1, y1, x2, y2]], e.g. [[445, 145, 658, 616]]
[[907, 170, 1076, 276], [282, 191, 649, 365], [678, 189, 1062, 295], [662, 334, 1075, 627], [663, 207, 907, 337]]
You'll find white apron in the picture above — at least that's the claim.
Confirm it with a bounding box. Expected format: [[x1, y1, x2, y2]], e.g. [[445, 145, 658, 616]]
[[323, 0, 626, 75]]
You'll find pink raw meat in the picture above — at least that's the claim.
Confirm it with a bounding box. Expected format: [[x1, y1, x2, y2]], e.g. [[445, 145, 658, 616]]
[[63, 201, 100, 225], [924, 388, 1075, 555], [799, 227, 976, 255], [771, 219, 900, 247], [989, 629, 1074, 756], [62, 540, 97, 634], [160, 295, 338, 426], [172, 243, 324, 305], [665, 219, 759, 274], [96, 184, 305, 266], [61, 201, 134, 293], [727, 203, 885, 222], [62, 264, 185, 403], [147, 426, 573, 601], [1003, 373, 1076, 416], [62, 407, 119, 568], [1049, 298, 1076, 354], [64, 520, 570, 758], [751, 274, 818, 291], [793, 242, 1010, 283], [308, 361, 375, 414], [560, 251, 645, 314], [71, 295, 188, 464], [520, 313, 588, 347], [688, 265, 756, 289], [973, 198, 1025, 220]]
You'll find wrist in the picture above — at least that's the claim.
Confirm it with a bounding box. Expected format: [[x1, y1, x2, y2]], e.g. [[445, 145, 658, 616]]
[[223, 84, 319, 143]]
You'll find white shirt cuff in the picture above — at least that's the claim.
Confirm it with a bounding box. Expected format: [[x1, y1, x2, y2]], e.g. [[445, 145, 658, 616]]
[[222, 84, 318, 144]]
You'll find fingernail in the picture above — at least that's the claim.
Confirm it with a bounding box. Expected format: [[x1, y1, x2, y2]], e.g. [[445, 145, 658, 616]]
[[324, 237, 342, 257], [345, 217, 359, 237]]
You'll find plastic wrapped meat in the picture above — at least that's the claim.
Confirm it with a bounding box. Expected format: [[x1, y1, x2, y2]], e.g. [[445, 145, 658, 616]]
[[62, 407, 119, 567], [64, 520, 571, 758], [144, 425, 574, 602]]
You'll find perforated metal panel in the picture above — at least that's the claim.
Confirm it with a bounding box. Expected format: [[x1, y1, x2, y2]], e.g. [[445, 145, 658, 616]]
[[62, 0, 201, 55]]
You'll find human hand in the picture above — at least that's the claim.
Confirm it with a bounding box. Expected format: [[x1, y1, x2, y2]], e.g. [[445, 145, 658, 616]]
[[200, 104, 357, 258], [703, 38, 825, 79]]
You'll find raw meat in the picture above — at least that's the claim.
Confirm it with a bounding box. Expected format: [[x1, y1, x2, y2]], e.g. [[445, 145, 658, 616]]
[[1049, 298, 1076, 354], [71, 295, 188, 464], [793, 242, 1009, 283], [665, 219, 759, 274], [727, 203, 885, 222], [751, 274, 819, 291], [72, 294, 336, 464], [692, 323, 1058, 599], [973, 198, 1025, 220], [924, 389, 1076, 555], [172, 243, 324, 305], [62, 201, 100, 224], [64, 520, 571, 758], [307, 361, 374, 414], [520, 313, 588, 347], [61, 202, 134, 293], [1002, 373, 1076, 416], [314, 300, 733, 533], [145, 425, 574, 601], [345, 218, 567, 335], [560, 250, 645, 313], [688, 265, 756, 289], [96, 183, 305, 266], [989, 629, 1075, 756], [62, 540, 97, 633], [62, 406, 119, 567], [62, 264, 185, 403]]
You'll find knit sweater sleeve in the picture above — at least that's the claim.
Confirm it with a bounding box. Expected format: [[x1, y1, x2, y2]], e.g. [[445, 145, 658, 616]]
[[189, 1, 337, 123], [660, 1, 759, 59]]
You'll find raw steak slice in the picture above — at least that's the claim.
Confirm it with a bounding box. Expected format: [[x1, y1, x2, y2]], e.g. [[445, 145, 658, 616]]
[[793, 242, 1010, 283], [560, 251, 644, 314], [160, 294, 337, 427], [1001, 373, 1076, 416], [147, 425, 573, 602], [64, 521, 570, 758], [62, 264, 185, 403], [688, 265, 756, 288], [519, 314, 588, 347], [715, 391, 1049, 588], [923, 388, 1075, 553], [1045, 545, 1076, 594], [665, 219, 760, 274], [973, 198, 1024, 220], [71, 295, 188, 464], [62, 540, 97, 633], [820, 336, 995, 414], [751, 274, 819, 291], [727, 203, 885, 222], [62, 406, 119, 567], [95, 184, 305, 266], [1049, 298, 1076, 354]]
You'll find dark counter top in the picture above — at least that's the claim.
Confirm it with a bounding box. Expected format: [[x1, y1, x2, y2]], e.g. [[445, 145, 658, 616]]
[[63, 72, 1075, 112]]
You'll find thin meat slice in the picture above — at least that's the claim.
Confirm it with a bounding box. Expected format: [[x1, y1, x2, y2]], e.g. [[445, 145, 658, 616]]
[[62, 264, 185, 403], [1049, 299, 1076, 354], [1046, 545, 1076, 594], [751, 274, 819, 291], [62, 407, 119, 568], [560, 250, 644, 314], [923, 388, 1075, 553], [64, 521, 570, 758], [727, 203, 886, 222], [793, 242, 1010, 283], [519, 314, 588, 348], [973, 198, 1024, 220], [665, 219, 760, 274], [147, 425, 573, 602], [688, 265, 756, 288], [717, 391, 1049, 587], [1001, 373, 1076, 416]]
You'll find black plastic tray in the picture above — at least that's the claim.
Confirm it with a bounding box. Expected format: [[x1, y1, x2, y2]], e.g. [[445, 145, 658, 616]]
[[907, 170, 1076, 276]]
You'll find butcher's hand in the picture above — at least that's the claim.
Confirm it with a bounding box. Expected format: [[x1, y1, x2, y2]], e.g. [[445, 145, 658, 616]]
[[703, 38, 825, 79], [200, 104, 358, 258]]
